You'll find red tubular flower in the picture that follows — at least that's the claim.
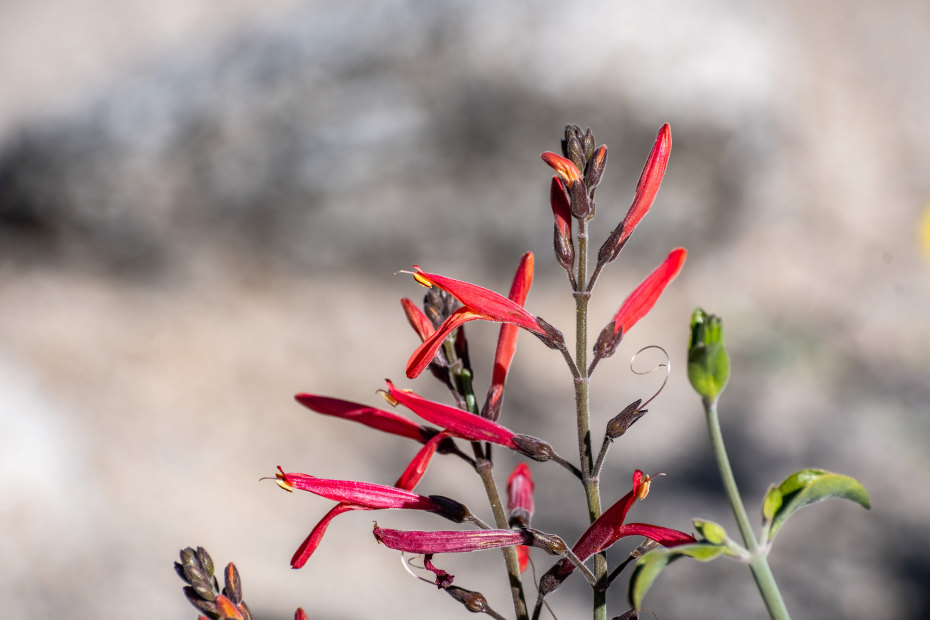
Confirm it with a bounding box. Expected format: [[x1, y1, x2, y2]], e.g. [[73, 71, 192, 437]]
[[612, 247, 687, 337], [538, 470, 694, 594], [484, 252, 534, 419], [507, 462, 535, 572], [394, 431, 450, 490], [291, 502, 359, 568], [507, 463, 535, 526], [294, 394, 435, 443], [289, 433, 449, 569], [373, 525, 530, 554], [550, 177, 572, 239], [385, 380, 520, 449], [295, 609, 309, 620], [617, 123, 672, 248], [400, 297, 436, 342], [273, 468, 468, 522], [540, 152, 582, 186], [404, 265, 546, 378]]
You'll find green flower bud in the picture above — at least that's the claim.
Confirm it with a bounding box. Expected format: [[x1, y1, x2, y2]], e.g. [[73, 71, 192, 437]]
[[687, 309, 730, 403]]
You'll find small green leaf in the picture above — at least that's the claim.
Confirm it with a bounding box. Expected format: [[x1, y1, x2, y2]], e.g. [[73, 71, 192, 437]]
[[692, 518, 728, 545], [629, 543, 728, 610], [762, 484, 783, 523], [767, 469, 870, 541]]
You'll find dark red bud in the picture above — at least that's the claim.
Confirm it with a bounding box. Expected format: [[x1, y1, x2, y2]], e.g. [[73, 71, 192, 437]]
[[583, 128, 596, 162], [525, 528, 568, 556], [593, 319, 624, 363], [584, 145, 608, 191], [445, 587, 491, 613], [606, 400, 646, 439], [553, 224, 575, 271], [564, 131, 586, 174], [427, 495, 472, 523], [533, 316, 565, 350], [568, 175, 591, 219], [597, 221, 627, 266], [511, 434, 555, 462]]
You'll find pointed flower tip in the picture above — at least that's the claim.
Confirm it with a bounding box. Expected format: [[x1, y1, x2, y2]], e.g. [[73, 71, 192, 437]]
[[615, 124, 674, 248], [271, 466, 296, 492], [541, 151, 582, 185]]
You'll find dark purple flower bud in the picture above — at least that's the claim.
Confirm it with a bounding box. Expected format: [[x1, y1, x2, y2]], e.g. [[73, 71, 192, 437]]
[[606, 400, 646, 440], [511, 434, 555, 462]]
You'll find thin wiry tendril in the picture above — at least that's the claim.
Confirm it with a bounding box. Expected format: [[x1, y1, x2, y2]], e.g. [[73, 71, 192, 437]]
[[400, 552, 436, 585], [630, 345, 670, 410]]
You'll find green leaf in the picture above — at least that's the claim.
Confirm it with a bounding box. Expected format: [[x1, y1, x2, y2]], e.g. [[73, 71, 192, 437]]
[[692, 518, 728, 545], [761, 484, 783, 523], [767, 469, 871, 542], [628, 543, 728, 610]]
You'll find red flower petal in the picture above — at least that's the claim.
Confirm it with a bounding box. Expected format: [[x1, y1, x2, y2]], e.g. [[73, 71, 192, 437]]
[[613, 248, 686, 337], [491, 252, 534, 391], [571, 470, 647, 562], [290, 433, 448, 569], [394, 431, 449, 490], [295, 394, 432, 443], [516, 545, 531, 573], [539, 471, 650, 589], [373, 525, 529, 554], [214, 595, 244, 620], [291, 502, 363, 569], [617, 123, 672, 248], [507, 463, 535, 525], [295, 609, 309, 620], [540, 152, 582, 185], [612, 523, 695, 547], [386, 381, 519, 449], [401, 297, 436, 342], [275, 469, 444, 512], [412, 267, 544, 335], [549, 177, 572, 239], [406, 307, 484, 378]]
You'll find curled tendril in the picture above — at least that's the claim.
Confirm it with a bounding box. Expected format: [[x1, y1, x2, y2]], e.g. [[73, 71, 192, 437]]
[[630, 345, 670, 410], [400, 553, 436, 585]]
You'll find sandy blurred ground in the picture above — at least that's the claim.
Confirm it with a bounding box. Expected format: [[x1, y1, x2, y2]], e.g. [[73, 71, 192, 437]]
[[1, 1, 928, 619]]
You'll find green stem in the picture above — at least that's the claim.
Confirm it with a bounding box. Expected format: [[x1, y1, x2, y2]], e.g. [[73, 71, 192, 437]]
[[573, 218, 607, 620], [475, 458, 529, 620], [703, 399, 790, 620]]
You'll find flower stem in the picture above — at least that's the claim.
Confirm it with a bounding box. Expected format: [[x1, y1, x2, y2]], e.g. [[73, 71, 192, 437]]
[[475, 457, 529, 620], [573, 218, 607, 620], [702, 399, 790, 620]]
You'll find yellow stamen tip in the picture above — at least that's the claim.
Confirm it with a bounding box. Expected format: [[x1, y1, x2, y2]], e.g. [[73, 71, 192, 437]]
[[379, 390, 400, 407], [413, 272, 433, 288]]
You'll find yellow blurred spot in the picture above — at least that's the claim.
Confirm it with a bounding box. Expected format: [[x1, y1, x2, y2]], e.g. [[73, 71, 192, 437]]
[[920, 201, 930, 262], [379, 390, 400, 407]]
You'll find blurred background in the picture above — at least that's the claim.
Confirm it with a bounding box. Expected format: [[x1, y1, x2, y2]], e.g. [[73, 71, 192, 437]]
[[1, 1, 928, 618]]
